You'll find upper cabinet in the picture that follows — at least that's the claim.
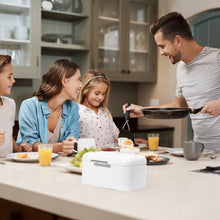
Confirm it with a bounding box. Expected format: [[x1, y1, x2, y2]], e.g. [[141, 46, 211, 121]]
[[41, 0, 91, 75], [0, 0, 41, 78], [92, 0, 158, 82]]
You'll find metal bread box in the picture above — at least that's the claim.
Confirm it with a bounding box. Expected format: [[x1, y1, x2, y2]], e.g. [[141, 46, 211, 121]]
[[82, 152, 146, 191]]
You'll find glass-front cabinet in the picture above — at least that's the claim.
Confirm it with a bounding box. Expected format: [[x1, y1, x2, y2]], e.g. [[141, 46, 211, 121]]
[[92, 0, 157, 82], [0, 0, 40, 78]]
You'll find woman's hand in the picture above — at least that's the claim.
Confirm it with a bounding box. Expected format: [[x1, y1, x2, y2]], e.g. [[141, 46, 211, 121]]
[[62, 136, 76, 155], [20, 142, 32, 152], [122, 103, 144, 118], [0, 130, 5, 146]]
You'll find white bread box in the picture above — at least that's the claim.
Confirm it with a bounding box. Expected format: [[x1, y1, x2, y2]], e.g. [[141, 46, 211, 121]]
[[82, 152, 146, 191]]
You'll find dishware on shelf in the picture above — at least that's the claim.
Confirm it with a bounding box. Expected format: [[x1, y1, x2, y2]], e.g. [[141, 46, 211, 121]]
[[41, 1, 53, 10], [0, 27, 11, 39], [72, 0, 83, 13], [41, 33, 72, 44], [51, 0, 71, 11], [13, 26, 29, 40]]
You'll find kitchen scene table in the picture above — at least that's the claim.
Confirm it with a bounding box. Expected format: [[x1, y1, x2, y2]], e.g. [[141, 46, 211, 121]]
[[0, 148, 219, 220]]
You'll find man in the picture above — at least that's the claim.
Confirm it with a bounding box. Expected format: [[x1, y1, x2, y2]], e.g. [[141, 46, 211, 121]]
[[123, 12, 220, 152]]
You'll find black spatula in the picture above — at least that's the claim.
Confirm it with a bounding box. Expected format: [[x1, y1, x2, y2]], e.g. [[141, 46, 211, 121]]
[[118, 103, 134, 143]]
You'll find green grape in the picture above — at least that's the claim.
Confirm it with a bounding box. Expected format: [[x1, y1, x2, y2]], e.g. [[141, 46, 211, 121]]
[[89, 147, 95, 152], [74, 161, 81, 167], [70, 158, 75, 164], [71, 147, 101, 167], [75, 154, 81, 161]]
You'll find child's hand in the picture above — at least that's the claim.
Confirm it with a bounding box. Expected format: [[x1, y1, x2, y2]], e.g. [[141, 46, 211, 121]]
[[63, 136, 76, 155], [20, 142, 32, 152], [0, 130, 6, 146]]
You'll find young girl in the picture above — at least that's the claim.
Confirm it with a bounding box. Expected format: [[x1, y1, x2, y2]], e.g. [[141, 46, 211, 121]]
[[77, 70, 118, 148], [16, 59, 82, 155], [0, 55, 31, 157]]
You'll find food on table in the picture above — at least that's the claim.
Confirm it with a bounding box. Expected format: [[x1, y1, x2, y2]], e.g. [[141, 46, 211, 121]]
[[118, 137, 134, 147], [70, 147, 101, 168], [102, 148, 116, 151], [137, 152, 163, 162], [120, 146, 140, 154], [16, 153, 28, 158]]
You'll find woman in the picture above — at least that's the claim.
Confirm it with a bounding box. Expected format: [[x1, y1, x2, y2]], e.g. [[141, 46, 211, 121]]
[[16, 59, 82, 154]]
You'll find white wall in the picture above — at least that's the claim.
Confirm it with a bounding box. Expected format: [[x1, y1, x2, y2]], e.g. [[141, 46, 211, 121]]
[[138, 0, 220, 148]]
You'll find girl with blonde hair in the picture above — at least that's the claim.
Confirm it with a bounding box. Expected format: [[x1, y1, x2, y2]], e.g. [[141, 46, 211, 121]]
[[78, 70, 119, 148]]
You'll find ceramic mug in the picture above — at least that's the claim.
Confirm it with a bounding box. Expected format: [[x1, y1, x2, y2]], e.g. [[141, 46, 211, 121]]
[[183, 141, 204, 160], [75, 138, 96, 152]]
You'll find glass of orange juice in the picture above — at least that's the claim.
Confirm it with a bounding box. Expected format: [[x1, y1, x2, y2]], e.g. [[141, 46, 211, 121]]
[[148, 133, 159, 151], [38, 144, 53, 166]]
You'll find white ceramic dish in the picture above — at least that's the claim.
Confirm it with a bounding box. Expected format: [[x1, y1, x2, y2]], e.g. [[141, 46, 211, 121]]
[[107, 143, 147, 150], [7, 152, 59, 162], [57, 163, 82, 174], [165, 148, 215, 157]]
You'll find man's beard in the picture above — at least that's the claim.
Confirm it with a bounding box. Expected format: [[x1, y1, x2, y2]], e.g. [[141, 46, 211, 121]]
[[170, 52, 181, 64]]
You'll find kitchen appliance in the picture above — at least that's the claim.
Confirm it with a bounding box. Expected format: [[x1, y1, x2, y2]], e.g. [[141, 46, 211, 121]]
[[142, 107, 203, 119], [119, 103, 134, 142], [82, 152, 146, 191]]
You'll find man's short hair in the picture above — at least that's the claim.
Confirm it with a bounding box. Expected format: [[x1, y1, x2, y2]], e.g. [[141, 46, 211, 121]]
[[150, 12, 193, 41]]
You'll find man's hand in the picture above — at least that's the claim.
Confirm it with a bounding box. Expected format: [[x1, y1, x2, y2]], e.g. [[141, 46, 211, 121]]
[[201, 100, 220, 117], [0, 130, 6, 146], [122, 103, 144, 118]]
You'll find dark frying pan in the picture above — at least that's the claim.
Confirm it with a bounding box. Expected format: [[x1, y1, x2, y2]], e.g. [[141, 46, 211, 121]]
[[142, 107, 203, 119]]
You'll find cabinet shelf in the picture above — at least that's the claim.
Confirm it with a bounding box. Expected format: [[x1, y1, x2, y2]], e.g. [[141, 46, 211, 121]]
[[41, 9, 88, 22], [41, 41, 89, 51], [99, 16, 119, 22], [130, 21, 149, 26], [130, 49, 149, 53], [0, 39, 30, 45], [99, 46, 119, 51], [0, 3, 30, 14]]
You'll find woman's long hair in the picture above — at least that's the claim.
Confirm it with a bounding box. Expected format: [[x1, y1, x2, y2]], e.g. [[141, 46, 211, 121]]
[[77, 70, 110, 114], [33, 59, 79, 100]]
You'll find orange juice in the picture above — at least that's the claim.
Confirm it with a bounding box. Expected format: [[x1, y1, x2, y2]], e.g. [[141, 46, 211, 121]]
[[38, 145, 53, 166], [148, 137, 159, 151]]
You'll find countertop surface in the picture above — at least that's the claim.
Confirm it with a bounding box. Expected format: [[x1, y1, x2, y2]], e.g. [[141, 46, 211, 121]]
[[0, 149, 219, 220]]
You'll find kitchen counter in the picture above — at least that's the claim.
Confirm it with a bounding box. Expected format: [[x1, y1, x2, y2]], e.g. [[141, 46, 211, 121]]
[[0, 151, 219, 220]]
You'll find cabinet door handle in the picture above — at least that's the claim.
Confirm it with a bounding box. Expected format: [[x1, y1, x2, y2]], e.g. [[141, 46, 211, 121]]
[[121, 70, 126, 73], [127, 70, 131, 74]]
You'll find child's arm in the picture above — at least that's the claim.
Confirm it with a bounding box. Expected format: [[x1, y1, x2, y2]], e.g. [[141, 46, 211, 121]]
[[13, 138, 32, 152], [0, 130, 6, 146]]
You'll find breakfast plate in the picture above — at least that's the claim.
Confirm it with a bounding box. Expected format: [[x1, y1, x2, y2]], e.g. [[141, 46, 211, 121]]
[[6, 152, 59, 162], [107, 143, 147, 150], [56, 163, 82, 174], [147, 156, 170, 165], [165, 148, 215, 157]]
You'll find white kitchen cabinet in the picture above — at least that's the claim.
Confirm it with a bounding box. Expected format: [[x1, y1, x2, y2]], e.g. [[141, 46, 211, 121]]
[[0, 0, 41, 78], [92, 0, 158, 82], [41, 0, 91, 76]]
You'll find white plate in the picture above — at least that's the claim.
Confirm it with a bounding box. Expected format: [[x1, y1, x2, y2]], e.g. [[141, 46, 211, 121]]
[[7, 152, 59, 162], [165, 148, 215, 157], [107, 143, 147, 150], [56, 163, 82, 174]]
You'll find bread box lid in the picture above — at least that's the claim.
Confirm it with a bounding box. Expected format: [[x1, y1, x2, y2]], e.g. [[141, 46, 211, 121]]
[[82, 151, 146, 167]]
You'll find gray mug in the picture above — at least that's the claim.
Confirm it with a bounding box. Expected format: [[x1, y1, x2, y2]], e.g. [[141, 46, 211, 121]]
[[183, 141, 204, 160]]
